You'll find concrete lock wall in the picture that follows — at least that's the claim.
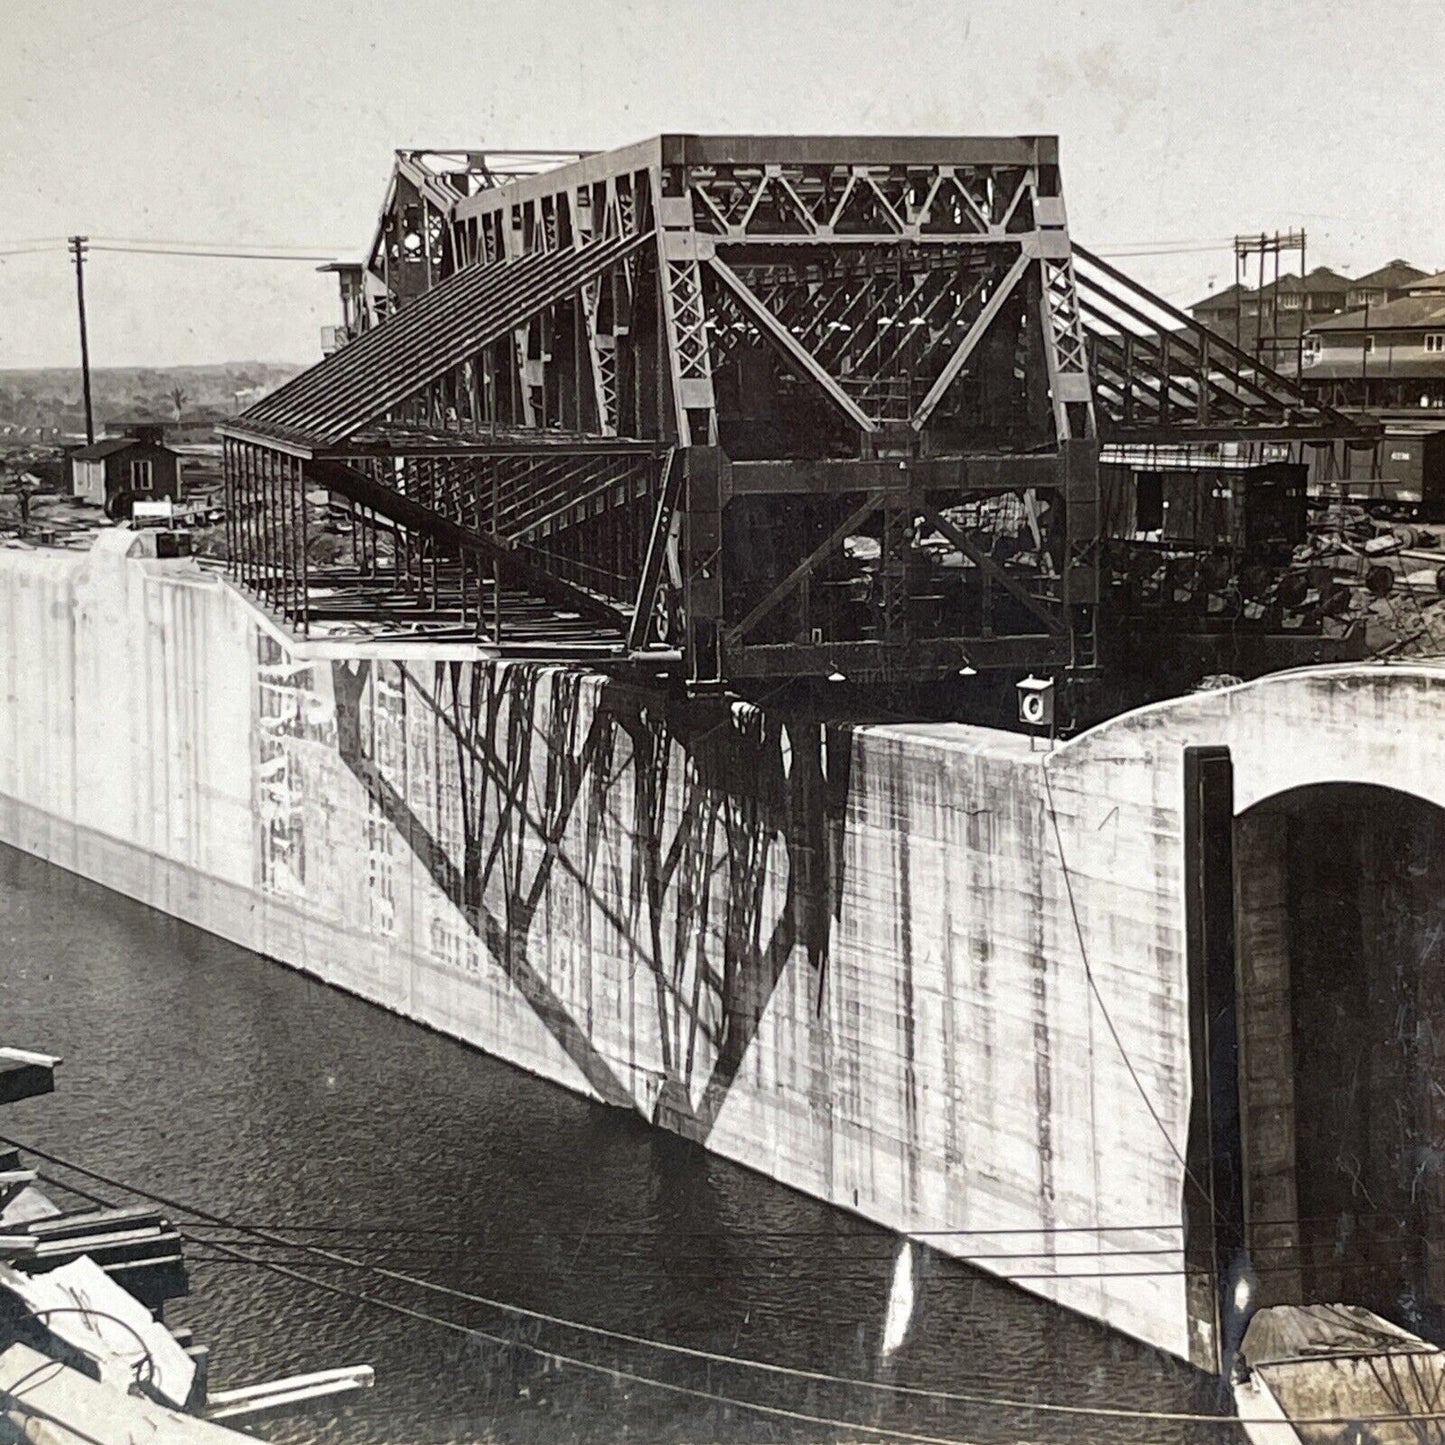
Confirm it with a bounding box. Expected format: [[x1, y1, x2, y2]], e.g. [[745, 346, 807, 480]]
[[3, 535, 1445, 1365]]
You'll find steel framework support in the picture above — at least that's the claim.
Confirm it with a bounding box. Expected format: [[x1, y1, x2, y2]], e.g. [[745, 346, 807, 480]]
[[223, 134, 1372, 688]]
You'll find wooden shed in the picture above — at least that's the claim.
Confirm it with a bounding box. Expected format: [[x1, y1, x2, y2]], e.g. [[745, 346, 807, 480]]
[[70, 425, 183, 512]]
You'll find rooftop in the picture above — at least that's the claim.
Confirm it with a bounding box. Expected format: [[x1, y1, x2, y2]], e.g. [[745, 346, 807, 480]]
[[1349, 259, 1429, 291], [69, 437, 139, 461], [1191, 261, 1427, 315], [1310, 295, 1445, 332]]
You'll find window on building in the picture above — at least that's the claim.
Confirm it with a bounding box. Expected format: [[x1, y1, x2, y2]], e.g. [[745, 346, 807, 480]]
[[1363, 336, 1375, 355], [1303, 336, 1322, 363], [1426, 334, 1445, 353], [130, 459, 153, 492]]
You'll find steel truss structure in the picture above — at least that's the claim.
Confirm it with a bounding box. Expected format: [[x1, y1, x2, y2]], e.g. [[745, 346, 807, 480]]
[[222, 134, 1367, 687]]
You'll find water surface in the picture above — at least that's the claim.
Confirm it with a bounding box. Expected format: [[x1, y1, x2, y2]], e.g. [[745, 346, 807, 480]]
[[0, 843, 1234, 1443]]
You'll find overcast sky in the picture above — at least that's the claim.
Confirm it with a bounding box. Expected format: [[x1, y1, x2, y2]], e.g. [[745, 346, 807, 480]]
[[1, 0, 1440, 370]]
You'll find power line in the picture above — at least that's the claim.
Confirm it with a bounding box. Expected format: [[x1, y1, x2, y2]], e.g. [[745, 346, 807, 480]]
[[179, 1231, 1445, 1274], [189, 1234, 980, 1445], [88, 244, 343, 263], [173, 1251, 1416, 1287], [179, 1217, 1189, 1239], [88, 234, 355, 252], [181, 1230, 1193, 1263], [15, 1134, 1445, 1430], [1094, 243, 1233, 259], [0, 235, 1233, 265]]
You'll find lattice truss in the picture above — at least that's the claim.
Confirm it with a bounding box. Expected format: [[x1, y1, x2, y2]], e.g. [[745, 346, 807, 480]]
[[225, 136, 1364, 679], [298, 139, 1369, 471], [337, 147, 1103, 455]]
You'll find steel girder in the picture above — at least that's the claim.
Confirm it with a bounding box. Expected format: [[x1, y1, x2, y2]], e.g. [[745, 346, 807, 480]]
[[224, 134, 1371, 688]]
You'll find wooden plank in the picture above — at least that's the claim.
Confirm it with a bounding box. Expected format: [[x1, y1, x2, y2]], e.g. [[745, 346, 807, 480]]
[[0, 1342, 247, 1443], [207, 1364, 374, 1421]]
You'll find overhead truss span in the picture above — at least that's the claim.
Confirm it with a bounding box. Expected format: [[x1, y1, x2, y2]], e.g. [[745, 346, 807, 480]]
[[221, 134, 1368, 689]]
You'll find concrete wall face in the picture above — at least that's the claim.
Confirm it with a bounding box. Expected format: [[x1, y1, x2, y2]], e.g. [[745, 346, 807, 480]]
[[4, 538, 1445, 1365]]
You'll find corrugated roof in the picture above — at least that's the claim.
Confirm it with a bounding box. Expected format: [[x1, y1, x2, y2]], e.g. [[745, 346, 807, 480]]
[[1303, 355, 1445, 380], [1406, 269, 1445, 295], [69, 437, 137, 460], [1310, 295, 1445, 332], [232, 231, 653, 449]]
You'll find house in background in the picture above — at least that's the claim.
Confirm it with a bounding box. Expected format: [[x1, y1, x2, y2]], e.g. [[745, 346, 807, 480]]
[[1188, 261, 1435, 361], [1187, 266, 1351, 363], [69, 424, 184, 511], [1300, 284, 1445, 410], [1343, 259, 1429, 311]]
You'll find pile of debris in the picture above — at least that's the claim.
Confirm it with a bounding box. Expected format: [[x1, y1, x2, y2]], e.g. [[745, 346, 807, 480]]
[[0, 1045, 371, 1441], [1303, 506, 1445, 660]]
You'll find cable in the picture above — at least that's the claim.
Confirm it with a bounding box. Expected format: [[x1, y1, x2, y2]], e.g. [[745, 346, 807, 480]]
[[1037, 760, 1205, 1196], [88, 234, 355, 253], [134, 1249, 1445, 1429], [167, 1233, 982, 1445], [178, 1217, 1189, 1239], [88, 244, 342, 263], [38, 1157, 1445, 1264], [176, 1220, 1445, 1270], [182, 1231, 1194, 1263], [177, 1208, 1445, 1245], [1094, 244, 1233, 259], [32, 1170, 110, 1210], [16, 1135, 1445, 1429], [22, 1307, 157, 1388], [0, 246, 61, 259], [175, 1248, 1426, 1286]]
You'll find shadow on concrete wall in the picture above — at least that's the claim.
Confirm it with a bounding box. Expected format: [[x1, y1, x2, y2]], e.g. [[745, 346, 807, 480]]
[[330, 659, 851, 1145]]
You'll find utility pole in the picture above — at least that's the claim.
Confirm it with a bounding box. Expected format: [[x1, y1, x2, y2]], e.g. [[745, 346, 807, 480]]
[[68, 236, 95, 444], [1233, 229, 1305, 375]]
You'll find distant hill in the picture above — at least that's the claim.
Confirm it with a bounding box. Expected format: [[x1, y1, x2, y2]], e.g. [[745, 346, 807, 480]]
[[0, 362, 304, 438]]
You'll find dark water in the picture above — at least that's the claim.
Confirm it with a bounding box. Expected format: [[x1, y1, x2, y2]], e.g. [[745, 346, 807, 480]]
[[0, 843, 1237, 1444]]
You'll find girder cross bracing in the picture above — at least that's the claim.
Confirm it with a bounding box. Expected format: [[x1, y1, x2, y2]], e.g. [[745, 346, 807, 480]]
[[222, 134, 1369, 686]]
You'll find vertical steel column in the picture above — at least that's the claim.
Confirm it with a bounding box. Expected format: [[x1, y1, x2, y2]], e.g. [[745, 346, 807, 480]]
[[255, 446, 266, 604], [289, 452, 300, 623], [651, 166, 718, 447], [492, 474, 501, 644], [264, 447, 276, 610], [242, 444, 254, 590], [273, 448, 285, 612], [1182, 744, 1245, 1378], [1030, 170, 1097, 446], [681, 447, 722, 687], [280, 449, 293, 621], [222, 440, 235, 578], [297, 456, 309, 637]]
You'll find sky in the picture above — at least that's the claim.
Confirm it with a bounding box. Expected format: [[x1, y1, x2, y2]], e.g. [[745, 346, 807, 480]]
[[1, 0, 1441, 371]]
